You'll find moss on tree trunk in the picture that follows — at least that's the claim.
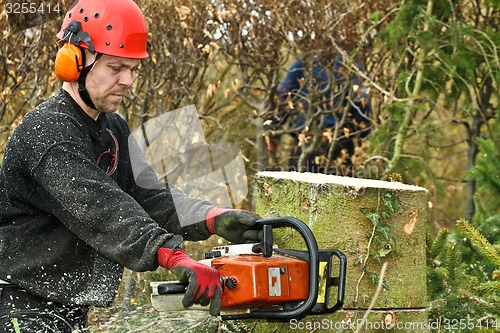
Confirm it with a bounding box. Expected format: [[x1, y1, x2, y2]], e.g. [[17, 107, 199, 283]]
[[248, 171, 430, 332]]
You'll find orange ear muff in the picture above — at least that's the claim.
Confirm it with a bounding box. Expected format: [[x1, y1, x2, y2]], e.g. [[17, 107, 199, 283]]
[[54, 43, 84, 82]]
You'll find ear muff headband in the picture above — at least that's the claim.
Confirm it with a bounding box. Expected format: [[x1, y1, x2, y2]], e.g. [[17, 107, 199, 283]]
[[54, 42, 84, 82]]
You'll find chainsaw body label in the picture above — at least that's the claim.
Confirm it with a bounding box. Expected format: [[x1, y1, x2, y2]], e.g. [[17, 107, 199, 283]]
[[268, 267, 282, 296]]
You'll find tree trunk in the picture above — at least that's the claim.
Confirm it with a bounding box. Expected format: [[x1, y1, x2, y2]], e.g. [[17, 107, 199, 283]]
[[252, 171, 430, 332], [255, 115, 268, 172], [121, 269, 136, 319], [465, 115, 483, 222]]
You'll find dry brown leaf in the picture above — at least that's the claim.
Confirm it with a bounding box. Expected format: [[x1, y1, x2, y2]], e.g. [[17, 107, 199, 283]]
[[404, 210, 419, 236], [262, 181, 272, 197], [323, 129, 334, 143], [343, 127, 350, 138], [175, 5, 191, 20]]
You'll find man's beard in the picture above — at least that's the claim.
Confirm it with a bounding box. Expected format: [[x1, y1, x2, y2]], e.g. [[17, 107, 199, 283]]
[[93, 92, 125, 113]]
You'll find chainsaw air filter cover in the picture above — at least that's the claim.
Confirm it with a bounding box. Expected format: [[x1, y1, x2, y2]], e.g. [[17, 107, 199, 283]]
[[212, 253, 309, 309]]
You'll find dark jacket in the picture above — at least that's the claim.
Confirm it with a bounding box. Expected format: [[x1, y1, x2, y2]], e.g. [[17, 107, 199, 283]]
[[0, 89, 213, 307], [271, 58, 372, 137]]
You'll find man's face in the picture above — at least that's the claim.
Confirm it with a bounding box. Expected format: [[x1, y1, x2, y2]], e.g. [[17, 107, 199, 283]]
[[85, 53, 140, 114]]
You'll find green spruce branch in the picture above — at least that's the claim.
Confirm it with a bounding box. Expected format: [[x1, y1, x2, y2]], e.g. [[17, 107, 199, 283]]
[[475, 281, 500, 294], [456, 219, 500, 269], [430, 227, 451, 258]]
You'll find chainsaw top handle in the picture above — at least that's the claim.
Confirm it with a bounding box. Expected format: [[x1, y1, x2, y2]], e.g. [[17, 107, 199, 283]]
[[222, 216, 320, 321]]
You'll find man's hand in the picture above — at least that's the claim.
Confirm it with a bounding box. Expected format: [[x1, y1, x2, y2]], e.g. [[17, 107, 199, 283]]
[[267, 139, 278, 157], [157, 248, 221, 316], [206, 207, 262, 244]]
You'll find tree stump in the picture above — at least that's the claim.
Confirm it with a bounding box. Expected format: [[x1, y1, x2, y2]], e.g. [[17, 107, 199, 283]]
[[251, 171, 430, 332]]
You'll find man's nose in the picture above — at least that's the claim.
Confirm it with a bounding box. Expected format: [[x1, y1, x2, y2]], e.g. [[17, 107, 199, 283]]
[[119, 69, 135, 87]]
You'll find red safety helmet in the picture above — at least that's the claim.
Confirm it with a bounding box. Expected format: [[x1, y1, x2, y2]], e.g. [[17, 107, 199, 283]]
[[57, 0, 149, 59]]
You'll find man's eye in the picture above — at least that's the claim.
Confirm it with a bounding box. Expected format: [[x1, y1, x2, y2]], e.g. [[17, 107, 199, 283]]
[[109, 66, 121, 73]]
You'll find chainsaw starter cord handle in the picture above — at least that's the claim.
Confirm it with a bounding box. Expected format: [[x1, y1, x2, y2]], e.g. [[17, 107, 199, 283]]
[[157, 247, 222, 316]]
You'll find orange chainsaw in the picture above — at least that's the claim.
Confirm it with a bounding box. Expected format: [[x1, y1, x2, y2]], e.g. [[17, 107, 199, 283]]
[[151, 217, 347, 320]]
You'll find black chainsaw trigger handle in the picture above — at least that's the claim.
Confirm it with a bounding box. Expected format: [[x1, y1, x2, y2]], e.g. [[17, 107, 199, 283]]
[[222, 216, 320, 321], [251, 224, 273, 257]]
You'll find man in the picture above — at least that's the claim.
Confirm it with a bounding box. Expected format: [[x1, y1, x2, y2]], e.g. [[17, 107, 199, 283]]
[[0, 0, 260, 331], [267, 55, 372, 173]]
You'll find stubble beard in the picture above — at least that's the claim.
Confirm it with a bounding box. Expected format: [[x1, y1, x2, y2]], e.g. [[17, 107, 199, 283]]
[[94, 92, 125, 114]]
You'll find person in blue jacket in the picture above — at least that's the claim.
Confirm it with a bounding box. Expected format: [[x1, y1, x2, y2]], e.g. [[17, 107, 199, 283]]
[[267, 55, 372, 173]]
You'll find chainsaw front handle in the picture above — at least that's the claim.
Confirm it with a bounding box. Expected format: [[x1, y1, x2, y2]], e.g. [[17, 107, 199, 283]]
[[312, 249, 347, 314]]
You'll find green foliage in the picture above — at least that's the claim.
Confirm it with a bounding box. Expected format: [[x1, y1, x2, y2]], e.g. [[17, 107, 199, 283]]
[[427, 219, 500, 332], [370, 0, 498, 197], [381, 0, 427, 52], [428, 123, 499, 331], [457, 219, 500, 268], [426, 108, 499, 328], [467, 137, 500, 225], [358, 190, 401, 292], [381, 191, 402, 213], [476, 280, 500, 294], [459, 135, 500, 280]]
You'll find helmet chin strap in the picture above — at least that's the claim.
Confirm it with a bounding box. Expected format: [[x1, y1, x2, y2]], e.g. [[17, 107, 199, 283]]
[[77, 51, 102, 110], [61, 21, 100, 111]]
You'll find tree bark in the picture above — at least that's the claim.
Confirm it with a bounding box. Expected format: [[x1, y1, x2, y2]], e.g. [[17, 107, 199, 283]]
[[252, 171, 430, 332]]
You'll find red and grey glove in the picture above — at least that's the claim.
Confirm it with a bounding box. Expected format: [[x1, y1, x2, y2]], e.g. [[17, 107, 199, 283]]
[[206, 207, 262, 244], [158, 248, 221, 316]]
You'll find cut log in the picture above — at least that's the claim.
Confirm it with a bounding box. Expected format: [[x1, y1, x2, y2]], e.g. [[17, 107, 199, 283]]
[[252, 171, 429, 332]]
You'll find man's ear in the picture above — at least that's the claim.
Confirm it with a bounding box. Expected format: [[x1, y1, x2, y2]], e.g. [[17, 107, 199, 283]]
[[83, 48, 99, 67]]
